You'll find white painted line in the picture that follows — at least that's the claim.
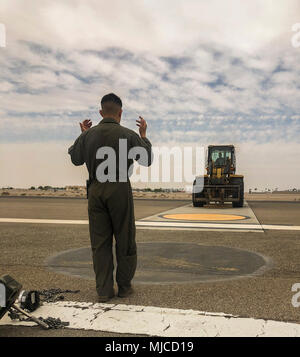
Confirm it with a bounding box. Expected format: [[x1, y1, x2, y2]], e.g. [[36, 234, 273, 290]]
[[0, 218, 88, 225], [136, 221, 264, 231], [0, 217, 299, 231], [138, 226, 262, 233], [1, 301, 300, 337], [261, 224, 300, 231]]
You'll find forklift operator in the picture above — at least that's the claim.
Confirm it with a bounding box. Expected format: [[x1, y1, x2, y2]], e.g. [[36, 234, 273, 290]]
[[215, 152, 225, 166]]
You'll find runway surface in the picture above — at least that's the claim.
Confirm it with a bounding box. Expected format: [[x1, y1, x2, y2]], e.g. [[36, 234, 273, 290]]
[[1, 197, 300, 337]]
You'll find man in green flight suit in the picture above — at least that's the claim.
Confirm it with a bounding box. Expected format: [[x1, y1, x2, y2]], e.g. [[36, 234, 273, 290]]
[[68, 93, 153, 302]]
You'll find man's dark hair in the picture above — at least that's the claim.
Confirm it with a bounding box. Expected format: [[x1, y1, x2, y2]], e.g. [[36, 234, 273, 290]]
[[101, 93, 122, 116]]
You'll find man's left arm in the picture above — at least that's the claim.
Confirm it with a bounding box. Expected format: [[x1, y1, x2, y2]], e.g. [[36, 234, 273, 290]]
[[130, 116, 153, 167]]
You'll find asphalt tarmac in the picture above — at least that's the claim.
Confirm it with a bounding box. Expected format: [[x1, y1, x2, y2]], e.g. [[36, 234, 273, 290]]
[[0, 197, 300, 337]]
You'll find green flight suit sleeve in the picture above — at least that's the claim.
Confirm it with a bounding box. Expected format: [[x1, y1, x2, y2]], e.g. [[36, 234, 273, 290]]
[[68, 134, 85, 166], [129, 132, 153, 167]]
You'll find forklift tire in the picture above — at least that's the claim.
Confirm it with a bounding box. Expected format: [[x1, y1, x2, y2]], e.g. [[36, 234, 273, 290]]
[[192, 181, 205, 207], [232, 179, 244, 208], [193, 200, 205, 207], [192, 178, 207, 207]]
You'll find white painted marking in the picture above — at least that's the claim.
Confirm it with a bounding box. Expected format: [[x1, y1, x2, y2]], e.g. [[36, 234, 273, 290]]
[[0, 217, 299, 231], [139, 200, 263, 232], [261, 224, 300, 231], [1, 301, 300, 337], [136, 221, 264, 230], [0, 218, 88, 225]]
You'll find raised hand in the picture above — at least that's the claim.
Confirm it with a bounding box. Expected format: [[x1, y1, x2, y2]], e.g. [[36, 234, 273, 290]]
[[79, 119, 92, 133], [136, 116, 147, 138]]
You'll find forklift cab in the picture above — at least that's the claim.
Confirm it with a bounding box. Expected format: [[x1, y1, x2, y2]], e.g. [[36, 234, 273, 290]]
[[207, 145, 236, 175]]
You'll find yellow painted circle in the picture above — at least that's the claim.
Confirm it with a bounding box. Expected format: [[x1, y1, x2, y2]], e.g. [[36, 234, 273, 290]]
[[163, 214, 246, 221]]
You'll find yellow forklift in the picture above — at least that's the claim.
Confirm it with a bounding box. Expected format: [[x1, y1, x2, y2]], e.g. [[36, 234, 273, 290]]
[[192, 145, 244, 207]]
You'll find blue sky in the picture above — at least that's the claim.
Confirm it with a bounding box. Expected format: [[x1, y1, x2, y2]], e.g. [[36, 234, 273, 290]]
[[0, 0, 300, 189]]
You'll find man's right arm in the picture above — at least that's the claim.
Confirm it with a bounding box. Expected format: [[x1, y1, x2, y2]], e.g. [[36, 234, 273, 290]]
[[68, 134, 85, 166], [68, 119, 92, 166]]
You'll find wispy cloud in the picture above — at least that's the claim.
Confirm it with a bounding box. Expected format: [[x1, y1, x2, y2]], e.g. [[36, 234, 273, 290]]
[[0, 0, 299, 187], [1, 40, 299, 143]]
